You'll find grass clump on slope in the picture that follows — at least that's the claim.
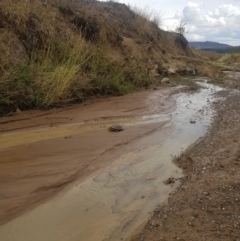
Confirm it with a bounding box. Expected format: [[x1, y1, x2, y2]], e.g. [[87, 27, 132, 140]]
[[0, 0, 149, 115]]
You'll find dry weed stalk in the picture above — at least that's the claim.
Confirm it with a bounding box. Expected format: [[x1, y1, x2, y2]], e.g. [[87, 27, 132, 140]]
[[128, 4, 162, 35]]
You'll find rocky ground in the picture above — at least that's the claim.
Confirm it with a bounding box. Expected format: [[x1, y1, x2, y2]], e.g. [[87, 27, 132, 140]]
[[131, 72, 240, 241]]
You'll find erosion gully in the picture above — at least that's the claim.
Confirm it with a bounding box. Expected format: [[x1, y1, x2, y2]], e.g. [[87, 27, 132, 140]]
[[0, 79, 223, 241]]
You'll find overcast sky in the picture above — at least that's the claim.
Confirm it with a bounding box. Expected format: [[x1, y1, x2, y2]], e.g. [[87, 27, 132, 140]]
[[102, 0, 240, 46]]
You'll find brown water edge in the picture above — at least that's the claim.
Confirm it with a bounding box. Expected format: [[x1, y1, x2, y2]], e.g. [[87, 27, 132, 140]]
[[0, 82, 223, 241], [0, 87, 176, 225]]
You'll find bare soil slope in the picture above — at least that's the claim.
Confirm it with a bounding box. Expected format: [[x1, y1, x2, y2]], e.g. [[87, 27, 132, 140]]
[[0, 0, 216, 115]]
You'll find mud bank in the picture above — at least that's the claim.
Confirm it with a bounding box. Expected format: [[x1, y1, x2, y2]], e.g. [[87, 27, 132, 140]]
[[0, 81, 222, 241]]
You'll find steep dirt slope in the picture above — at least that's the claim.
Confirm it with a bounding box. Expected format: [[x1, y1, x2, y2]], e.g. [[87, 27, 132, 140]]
[[57, 0, 195, 72], [0, 0, 215, 115]]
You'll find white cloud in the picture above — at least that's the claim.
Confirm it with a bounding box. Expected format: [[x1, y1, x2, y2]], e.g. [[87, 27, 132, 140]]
[[182, 3, 202, 22], [101, 0, 240, 45], [187, 33, 205, 41], [163, 2, 240, 45], [186, 2, 200, 8], [175, 11, 183, 19]]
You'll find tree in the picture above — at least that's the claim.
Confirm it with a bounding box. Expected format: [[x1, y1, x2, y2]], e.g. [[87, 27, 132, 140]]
[[175, 21, 186, 35]]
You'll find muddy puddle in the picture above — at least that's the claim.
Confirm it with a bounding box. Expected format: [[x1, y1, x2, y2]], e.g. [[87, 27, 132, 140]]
[[0, 81, 223, 241]]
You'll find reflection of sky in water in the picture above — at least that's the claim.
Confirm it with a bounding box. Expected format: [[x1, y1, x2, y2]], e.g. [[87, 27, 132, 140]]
[[169, 82, 223, 143], [134, 82, 223, 138]]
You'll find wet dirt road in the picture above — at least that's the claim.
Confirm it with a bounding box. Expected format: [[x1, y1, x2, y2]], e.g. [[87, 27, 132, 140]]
[[130, 72, 240, 241], [0, 81, 222, 241]]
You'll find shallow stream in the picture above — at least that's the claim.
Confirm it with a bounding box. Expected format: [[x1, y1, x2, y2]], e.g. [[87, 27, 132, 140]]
[[0, 81, 223, 241]]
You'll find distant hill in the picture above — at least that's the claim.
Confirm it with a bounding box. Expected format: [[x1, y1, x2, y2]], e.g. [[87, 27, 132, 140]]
[[189, 41, 234, 49], [189, 41, 240, 53]]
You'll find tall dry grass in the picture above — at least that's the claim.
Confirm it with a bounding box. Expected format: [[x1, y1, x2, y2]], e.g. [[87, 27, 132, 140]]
[[218, 53, 240, 67], [0, 30, 137, 114], [0, 0, 153, 115], [127, 4, 162, 35]]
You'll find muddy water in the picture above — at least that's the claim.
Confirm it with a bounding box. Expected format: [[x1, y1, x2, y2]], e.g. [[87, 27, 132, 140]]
[[0, 82, 222, 241]]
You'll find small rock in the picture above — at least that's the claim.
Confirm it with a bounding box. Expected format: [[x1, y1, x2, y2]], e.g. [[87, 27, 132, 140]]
[[168, 67, 176, 74], [15, 108, 22, 114], [161, 78, 170, 84], [108, 125, 124, 132], [188, 222, 194, 226], [190, 216, 195, 222], [163, 177, 175, 185], [150, 220, 157, 227], [190, 120, 196, 124]]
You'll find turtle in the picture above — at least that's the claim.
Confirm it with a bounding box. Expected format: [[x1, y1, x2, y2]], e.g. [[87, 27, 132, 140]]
[[108, 125, 124, 132]]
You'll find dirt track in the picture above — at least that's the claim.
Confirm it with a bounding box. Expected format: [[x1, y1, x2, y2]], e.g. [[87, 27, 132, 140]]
[[1, 73, 240, 241], [0, 88, 177, 225], [131, 72, 240, 241]]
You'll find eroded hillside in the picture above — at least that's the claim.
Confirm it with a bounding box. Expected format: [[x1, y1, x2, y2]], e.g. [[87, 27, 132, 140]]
[[0, 0, 217, 115]]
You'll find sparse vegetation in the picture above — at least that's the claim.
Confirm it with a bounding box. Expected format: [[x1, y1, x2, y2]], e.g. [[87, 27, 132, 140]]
[[128, 4, 162, 33], [0, 0, 153, 115], [175, 21, 186, 35], [0, 0, 221, 116], [218, 53, 240, 67], [0, 30, 146, 114]]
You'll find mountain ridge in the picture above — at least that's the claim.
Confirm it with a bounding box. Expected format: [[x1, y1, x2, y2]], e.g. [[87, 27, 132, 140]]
[[189, 41, 240, 49]]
